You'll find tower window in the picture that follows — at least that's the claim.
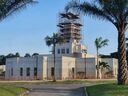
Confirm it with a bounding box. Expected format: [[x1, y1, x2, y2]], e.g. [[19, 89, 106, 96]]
[[61, 49, 65, 54], [20, 68, 23, 76], [26, 68, 30, 76], [58, 49, 60, 54], [66, 48, 69, 54]]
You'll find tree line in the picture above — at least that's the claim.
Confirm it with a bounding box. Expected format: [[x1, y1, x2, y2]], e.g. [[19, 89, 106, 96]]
[[0, 53, 39, 65]]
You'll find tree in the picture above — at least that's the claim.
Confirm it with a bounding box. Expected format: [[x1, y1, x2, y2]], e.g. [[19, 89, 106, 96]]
[[98, 61, 110, 78], [65, 0, 128, 85], [24, 53, 31, 57], [0, 55, 5, 65], [95, 37, 109, 79], [32, 53, 39, 57], [0, 0, 36, 21], [15, 52, 20, 57], [6, 53, 15, 58], [45, 33, 64, 81]]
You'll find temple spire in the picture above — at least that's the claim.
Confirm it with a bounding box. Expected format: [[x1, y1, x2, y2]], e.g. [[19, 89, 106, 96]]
[[57, 12, 82, 43]]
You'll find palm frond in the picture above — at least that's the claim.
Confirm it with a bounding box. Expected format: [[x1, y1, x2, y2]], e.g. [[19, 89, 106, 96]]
[[65, 0, 81, 13], [99, 61, 110, 70], [45, 36, 52, 46], [100, 39, 109, 47], [0, 0, 37, 21], [65, 0, 115, 24], [45, 33, 65, 47], [65, 0, 128, 27], [95, 37, 109, 49]]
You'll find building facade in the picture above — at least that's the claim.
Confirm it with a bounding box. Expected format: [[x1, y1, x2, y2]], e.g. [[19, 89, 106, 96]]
[[5, 12, 118, 80]]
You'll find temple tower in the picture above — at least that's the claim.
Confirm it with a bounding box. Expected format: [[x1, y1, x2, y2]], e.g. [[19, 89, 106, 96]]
[[56, 12, 87, 57], [58, 12, 82, 43]]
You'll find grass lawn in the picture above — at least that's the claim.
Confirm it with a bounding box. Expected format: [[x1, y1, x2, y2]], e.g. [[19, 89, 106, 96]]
[[57, 79, 115, 84], [0, 86, 28, 96], [0, 79, 116, 85], [87, 83, 128, 96]]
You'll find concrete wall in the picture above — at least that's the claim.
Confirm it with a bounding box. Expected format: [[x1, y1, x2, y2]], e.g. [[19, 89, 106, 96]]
[[101, 58, 118, 78], [55, 41, 87, 57], [5, 56, 47, 80], [55, 42, 72, 56], [76, 58, 85, 79], [86, 58, 98, 79], [6, 57, 35, 80], [61, 56, 76, 79], [5, 54, 118, 81], [47, 56, 76, 80], [47, 55, 62, 80], [76, 57, 97, 79]]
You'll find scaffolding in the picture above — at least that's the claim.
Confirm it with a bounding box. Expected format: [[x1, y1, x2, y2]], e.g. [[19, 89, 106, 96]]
[[57, 12, 82, 42]]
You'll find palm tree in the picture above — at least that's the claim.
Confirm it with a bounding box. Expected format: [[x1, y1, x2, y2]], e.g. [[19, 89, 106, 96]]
[[65, 0, 128, 85], [0, 0, 36, 21], [95, 37, 109, 79], [45, 33, 64, 81], [98, 61, 110, 78]]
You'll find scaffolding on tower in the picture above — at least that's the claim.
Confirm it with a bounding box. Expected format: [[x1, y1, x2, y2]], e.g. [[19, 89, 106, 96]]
[[57, 12, 83, 43]]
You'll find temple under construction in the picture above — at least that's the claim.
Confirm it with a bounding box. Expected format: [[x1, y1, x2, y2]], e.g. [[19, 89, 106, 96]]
[[5, 12, 118, 80]]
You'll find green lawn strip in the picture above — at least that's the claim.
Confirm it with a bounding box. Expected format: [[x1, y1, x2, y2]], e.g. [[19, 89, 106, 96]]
[[48, 80, 116, 85], [0, 80, 116, 85], [0, 86, 28, 96], [86, 83, 128, 96]]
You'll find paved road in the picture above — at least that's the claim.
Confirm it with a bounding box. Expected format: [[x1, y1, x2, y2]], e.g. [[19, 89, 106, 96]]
[[28, 87, 84, 96], [16, 84, 85, 96]]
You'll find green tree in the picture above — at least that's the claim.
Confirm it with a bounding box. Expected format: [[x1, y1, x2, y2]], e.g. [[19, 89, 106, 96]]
[[0, 55, 5, 65], [6, 53, 15, 58], [32, 53, 39, 57], [15, 52, 20, 57], [45, 33, 64, 81], [24, 53, 31, 57], [65, 0, 128, 85], [95, 37, 109, 79]]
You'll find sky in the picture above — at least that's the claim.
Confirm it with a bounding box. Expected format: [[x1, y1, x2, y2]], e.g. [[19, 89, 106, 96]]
[[0, 0, 127, 56]]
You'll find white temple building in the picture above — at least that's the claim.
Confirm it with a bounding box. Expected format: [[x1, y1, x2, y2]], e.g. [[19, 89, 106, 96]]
[[5, 12, 118, 80]]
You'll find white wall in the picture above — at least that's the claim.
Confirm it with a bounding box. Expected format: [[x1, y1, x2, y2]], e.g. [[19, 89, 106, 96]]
[[5, 56, 47, 80], [55, 42, 72, 56], [47, 55, 62, 80], [86, 58, 97, 78], [55, 41, 87, 57], [61, 56, 76, 79], [76, 57, 97, 79], [101, 58, 118, 78], [5, 54, 118, 81]]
